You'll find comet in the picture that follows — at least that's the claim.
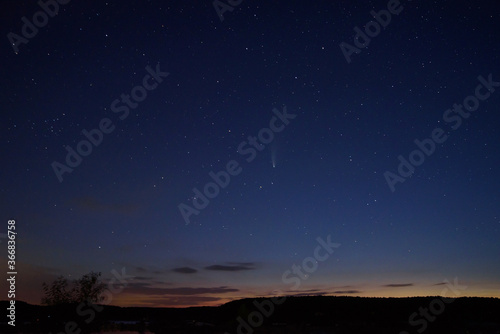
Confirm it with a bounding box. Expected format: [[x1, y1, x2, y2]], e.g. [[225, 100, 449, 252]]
[[271, 147, 277, 168]]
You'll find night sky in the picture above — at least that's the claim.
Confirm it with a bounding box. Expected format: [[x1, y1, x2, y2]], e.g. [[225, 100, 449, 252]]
[[1, 0, 499, 308]]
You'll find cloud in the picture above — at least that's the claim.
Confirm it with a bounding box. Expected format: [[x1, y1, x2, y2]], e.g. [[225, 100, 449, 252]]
[[285, 288, 321, 293], [333, 290, 361, 294], [125, 282, 151, 289], [383, 283, 414, 288], [126, 283, 238, 296], [129, 295, 223, 307], [205, 263, 255, 272], [71, 196, 139, 214], [280, 288, 361, 296], [290, 291, 328, 297], [172, 267, 198, 274]]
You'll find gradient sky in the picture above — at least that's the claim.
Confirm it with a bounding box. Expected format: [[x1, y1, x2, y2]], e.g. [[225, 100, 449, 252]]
[[1, 0, 499, 308]]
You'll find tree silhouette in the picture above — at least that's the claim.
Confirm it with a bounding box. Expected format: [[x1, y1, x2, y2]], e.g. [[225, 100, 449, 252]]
[[73, 271, 106, 304], [41, 275, 73, 305], [41, 271, 106, 305]]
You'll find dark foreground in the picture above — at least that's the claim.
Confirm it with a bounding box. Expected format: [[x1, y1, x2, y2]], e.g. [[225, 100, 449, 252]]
[[1, 296, 500, 334]]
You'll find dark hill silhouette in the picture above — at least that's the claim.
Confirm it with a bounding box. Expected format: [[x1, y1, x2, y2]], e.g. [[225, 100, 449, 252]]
[[1, 296, 499, 333]]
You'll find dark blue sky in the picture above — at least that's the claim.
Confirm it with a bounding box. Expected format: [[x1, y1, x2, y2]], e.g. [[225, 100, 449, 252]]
[[0, 0, 499, 307]]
